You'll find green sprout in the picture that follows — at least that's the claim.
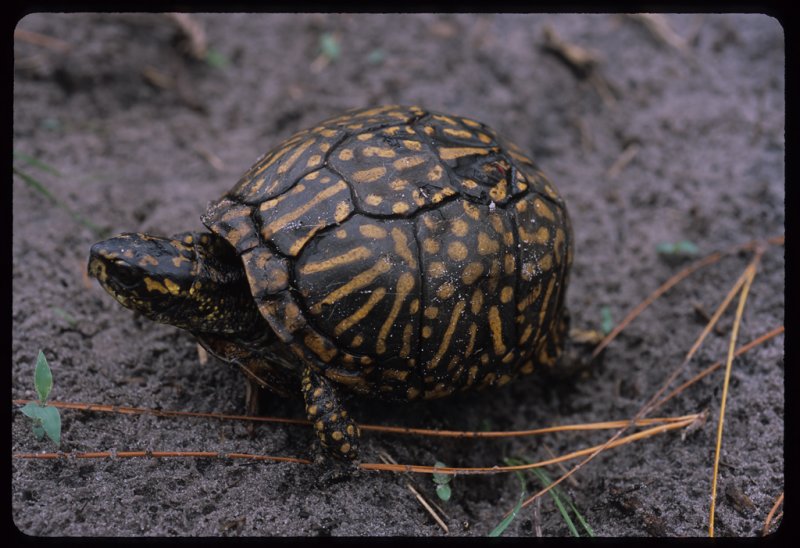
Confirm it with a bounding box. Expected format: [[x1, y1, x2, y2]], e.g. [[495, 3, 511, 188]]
[[20, 351, 62, 446], [432, 461, 453, 502]]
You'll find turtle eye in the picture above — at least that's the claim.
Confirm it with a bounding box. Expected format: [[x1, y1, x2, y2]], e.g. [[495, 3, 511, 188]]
[[110, 259, 142, 288]]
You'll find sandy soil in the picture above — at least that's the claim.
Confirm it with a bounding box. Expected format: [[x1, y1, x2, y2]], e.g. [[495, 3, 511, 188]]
[[12, 13, 784, 537]]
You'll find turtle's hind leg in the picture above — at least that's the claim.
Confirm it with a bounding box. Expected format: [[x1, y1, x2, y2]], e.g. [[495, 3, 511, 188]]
[[301, 366, 361, 460]]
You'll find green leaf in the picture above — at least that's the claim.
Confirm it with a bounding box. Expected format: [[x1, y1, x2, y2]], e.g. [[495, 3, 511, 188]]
[[432, 461, 451, 485], [13, 151, 63, 176], [34, 350, 53, 403], [436, 483, 451, 502], [600, 306, 614, 335], [20, 402, 61, 445], [205, 48, 228, 68], [320, 33, 340, 61], [366, 48, 385, 64], [530, 468, 580, 537], [38, 405, 62, 445], [20, 402, 44, 420], [489, 470, 526, 537]]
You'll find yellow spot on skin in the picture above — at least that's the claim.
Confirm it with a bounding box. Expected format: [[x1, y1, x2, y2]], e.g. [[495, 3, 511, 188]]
[[500, 286, 514, 303], [438, 147, 489, 161], [313, 387, 323, 398], [139, 255, 159, 267], [402, 140, 422, 151], [409, 299, 420, 314], [298, 246, 372, 275], [477, 132, 492, 143], [422, 326, 432, 338], [359, 224, 388, 239], [462, 179, 478, 189], [489, 305, 506, 355], [144, 278, 169, 294], [346, 425, 356, 436], [427, 165, 444, 181], [424, 307, 439, 319], [392, 201, 410, 214], [471, 288, 485, 315], [333, 287, 387, 335], [451, 218, 469, 237], [356, 133, 374, 141], [389, 179, 409, 191], [462, 201, 481, 220], [447, 241, 468, 261], [428, 261, 447, 278], [533, 199, 555, 222], [391, 228, 417, 267], [443, 128, 473, 139], [462, 262, 484, 285], [428, 300, 466, 370], [338, 148, 354, 161], [423, 238, 440, 254], [362, 146, 396, 158], [376, 272, 415, 354], [303, 331, 338, 363], [554, 228, 566, 261], [393, 155, 426, 170], [351, 334, 364, 347], [520, 323, 534, 344], [332, 431, 344, 441], [340, 443, 351, 454], [538, 253, 553, 272], [400, 323, 413, 357], [489, 181, 507, 202], [352, 166, 387, 183], [466, 322, 478, 356], [306, 154, 322, 168], [502, 351, 516, 364], [477, 233, 499, 256], [311, 257, 392, 314], [497, 374, 512, 386], [307, 405, 319, 416], [436, 282, 455, 300], [365, 194, 383, 206], [520, 360, 535, 374], [407, 387, 420, 400], [334, 201, 352, 222], [164, 279, 181, 295], [504, 253, 515, 274]]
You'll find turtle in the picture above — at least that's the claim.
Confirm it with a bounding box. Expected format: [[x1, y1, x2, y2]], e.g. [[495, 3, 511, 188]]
[[88, 104, 575, 461]]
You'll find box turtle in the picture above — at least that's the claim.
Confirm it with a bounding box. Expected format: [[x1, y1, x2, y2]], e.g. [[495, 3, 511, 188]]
[[88, 105, 574, 460]]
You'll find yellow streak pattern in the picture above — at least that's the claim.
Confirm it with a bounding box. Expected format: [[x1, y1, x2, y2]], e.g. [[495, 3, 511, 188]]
[[310, 257, 392, 314], [427, 300, 465, 370], [261, 180, 348, 238], [299, 245, 371, 274], [333, 287, 387, 336], [376, 272, 415, 354]]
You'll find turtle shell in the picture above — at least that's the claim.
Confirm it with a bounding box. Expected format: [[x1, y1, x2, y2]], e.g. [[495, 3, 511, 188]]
[[202, 105, 572, 401]]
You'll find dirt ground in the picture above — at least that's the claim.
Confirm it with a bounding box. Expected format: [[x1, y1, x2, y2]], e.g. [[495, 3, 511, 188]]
[[12, 13, 784, 537]]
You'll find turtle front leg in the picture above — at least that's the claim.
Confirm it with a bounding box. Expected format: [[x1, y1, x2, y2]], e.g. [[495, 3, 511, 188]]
[[301, 366, 360, 460]]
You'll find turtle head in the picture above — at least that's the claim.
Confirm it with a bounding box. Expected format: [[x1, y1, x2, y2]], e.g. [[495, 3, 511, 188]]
[[89, 231, 260, 334], [89, 233, 201, 326]]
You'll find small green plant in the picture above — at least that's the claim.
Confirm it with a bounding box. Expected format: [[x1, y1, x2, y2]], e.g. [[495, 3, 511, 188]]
[[489, 470, 526, 536], [600, 306, 614, 335], [432, 461, 453, 502], [20, 350, 62, 446], [319, 32, 341, 61], [656, 240, 699, 260]]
